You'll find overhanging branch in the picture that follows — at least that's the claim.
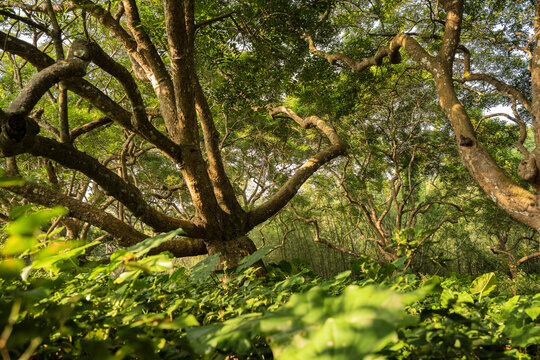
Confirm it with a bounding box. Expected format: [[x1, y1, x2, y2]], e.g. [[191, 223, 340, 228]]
[[247, 106, 347, 228]]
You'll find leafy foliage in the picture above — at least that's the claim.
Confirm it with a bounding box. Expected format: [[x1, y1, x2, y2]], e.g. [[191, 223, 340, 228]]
[[0, 208, 539, 359]]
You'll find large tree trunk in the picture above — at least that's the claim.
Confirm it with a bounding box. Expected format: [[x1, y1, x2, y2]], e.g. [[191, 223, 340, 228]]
[[205, 235, 262, 271]]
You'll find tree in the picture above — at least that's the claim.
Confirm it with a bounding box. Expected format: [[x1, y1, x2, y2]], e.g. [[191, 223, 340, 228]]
[[302, 0, 540, 235], [0, 0, 347, 266]]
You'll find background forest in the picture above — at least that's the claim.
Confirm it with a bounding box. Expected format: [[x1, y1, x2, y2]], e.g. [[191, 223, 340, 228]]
[[0, 0, 540, 359]]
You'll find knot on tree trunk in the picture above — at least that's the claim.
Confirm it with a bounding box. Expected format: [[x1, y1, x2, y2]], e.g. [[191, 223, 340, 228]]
[[0, 111, 40, 156], [459, 134, 474, 147], [518, 152, 540, 185]]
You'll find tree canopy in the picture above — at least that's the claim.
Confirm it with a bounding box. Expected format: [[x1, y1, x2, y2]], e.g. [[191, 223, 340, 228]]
[[0, 0, 539, 269]]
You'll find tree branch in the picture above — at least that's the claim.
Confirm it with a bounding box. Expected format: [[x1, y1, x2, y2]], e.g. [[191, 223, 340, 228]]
[[70, 117, 113, 140], [194, 78, 243, 215], [195, 12, 234, 31], [248, 107, 347, 228], [25, 136, 201, 236], [460, 46, 532, 112], [289, 204, 363, 258]]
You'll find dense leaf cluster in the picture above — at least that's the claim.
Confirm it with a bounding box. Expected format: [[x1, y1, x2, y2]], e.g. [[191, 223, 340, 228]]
[[0, 208, 539, 359]]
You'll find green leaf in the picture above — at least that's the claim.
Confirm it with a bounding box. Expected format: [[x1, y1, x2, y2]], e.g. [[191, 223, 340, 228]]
[[258, 285, 423, 360], [392, 256, 408, 271], [114, 270, 141, 284], [127, 228, 187, 257], [236, 245, 272, 272], [156, 314, 199, 329], [0, 258, 25, 279], [469, 272, 497, 299], [32, 240, 100, 272], [138, 253, 173, 272], [186, 313, 262, 355], [0, 176, 25, 187], [189, 253, 221, 283], [524, 306, 540, 321], [2, 207, 68, 256]]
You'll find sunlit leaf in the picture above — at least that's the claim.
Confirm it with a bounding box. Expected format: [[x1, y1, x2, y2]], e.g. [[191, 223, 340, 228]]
[[189, 253, 221, 283], [0, 258, 25, 279], [236, 245, 272, 272], [469, 272, 497, 299], [127, 228, 187, 257]]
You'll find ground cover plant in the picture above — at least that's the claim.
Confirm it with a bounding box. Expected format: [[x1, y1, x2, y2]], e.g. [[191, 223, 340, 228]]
[[1, 207, 539, 359]]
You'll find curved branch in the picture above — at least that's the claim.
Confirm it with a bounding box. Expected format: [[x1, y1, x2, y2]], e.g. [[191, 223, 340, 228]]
[[85, 42, 184, 163], [459, 46, 532, 111], [517, 252, 540, 266], [4, 179, 147, 246], [0, 30, 184, 163], [7, 56, 89, 116], [303, 33, 404, 71], [71, 0, 180, 140], [0, 9, 49, 34], [26, 136, 201, 236], [247, 107, 347, 228], [2, 178, 207, 257], [122, 0, 171, 90]]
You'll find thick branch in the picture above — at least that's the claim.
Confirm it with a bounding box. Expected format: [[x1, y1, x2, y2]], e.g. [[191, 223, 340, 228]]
[[0, 31, 184, 163], [531, 2, 540, 145], [85, 42, 184, 163], [71, 0, 180, 140], [247, 107, 347, 228], [26, 136, 201, 236], [4, 179, 146, 246], [438, 0, 463, 68], [2, 179, 207, 257], [194, 78, 243, 215], [0, 54, 89, 156], [517, 252, 540, 266], [164, 0, 221, 223], [303, 33, 403, 71], [0, 9, 49, 33], [7, 57, 89, 116]]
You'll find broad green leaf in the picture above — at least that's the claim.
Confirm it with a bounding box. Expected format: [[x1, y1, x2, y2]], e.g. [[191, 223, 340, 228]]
[[469, 272, 497, 299], [138, 253, 173, 272], [524, 306, 540, 321], [8, 204, 34, 219], [2, 207, 68, 255], [157, 314, 199, 329], [0, 258, 25, 279], [114, 270, 141, 284], [186, 313, 262, 355], [392, 256, 408, 271], [1, 234, 38, 256], [258, 285, 422, 360], [32, 241, 100, 272], [236, 245, 272, 272], [189, 253, 221, 283], [127, 228, 187, 257]]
